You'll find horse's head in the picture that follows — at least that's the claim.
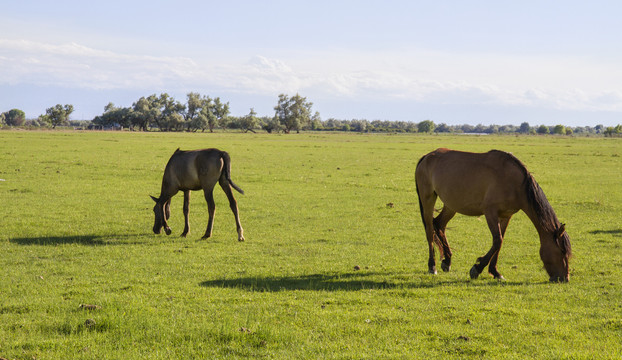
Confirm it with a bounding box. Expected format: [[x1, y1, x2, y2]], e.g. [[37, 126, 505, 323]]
[[540, 224, 571, 282], [151, 195, 172, 235]]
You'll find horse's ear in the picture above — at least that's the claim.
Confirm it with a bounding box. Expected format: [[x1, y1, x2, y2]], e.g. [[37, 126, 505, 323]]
[[557, 223, 566, 238], [150, 195, 159, 203]]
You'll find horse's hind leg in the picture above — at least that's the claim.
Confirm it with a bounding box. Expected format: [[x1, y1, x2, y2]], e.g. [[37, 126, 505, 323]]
[[434, 207, 455, 272], [202, 186, 216, 239], [181, 191, 190, 237], [417, 187, 438, 274], [219, 178, 244, 242]]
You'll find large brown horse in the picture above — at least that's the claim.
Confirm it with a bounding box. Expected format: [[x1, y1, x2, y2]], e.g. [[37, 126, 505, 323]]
[[151, 148, 244, 241], [415, 148, 571, 282]]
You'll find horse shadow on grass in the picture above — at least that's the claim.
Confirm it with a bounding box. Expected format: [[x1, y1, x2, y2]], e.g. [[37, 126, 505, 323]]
[[590, 229, 622, 237], [199, 272, 531, 292], [9, 234, 148, 246]]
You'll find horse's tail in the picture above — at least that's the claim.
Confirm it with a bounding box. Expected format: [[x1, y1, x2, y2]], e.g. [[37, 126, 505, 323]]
[[415, 154, 444, 257], [221, 151, 245, 194]]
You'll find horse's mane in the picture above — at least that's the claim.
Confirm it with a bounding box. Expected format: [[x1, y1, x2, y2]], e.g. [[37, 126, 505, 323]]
[[490, 150, 571, 257]]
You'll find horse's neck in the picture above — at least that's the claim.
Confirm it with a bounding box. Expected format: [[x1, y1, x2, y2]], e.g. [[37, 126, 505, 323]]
[[523, 203, 556, 239]]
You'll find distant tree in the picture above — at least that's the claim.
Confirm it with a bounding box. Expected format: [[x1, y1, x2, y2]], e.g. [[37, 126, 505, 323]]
[[92, 102, 133, 129], [418, 120, 435, 133], [158, 94, 186, 131], [40, 104, 74, 129], [2, 109, 26, 126], [460, 124, 474, 133], [310, 114, 324, 130], [553, 124, 566, 135], [311, 112, 323, 130], [184, 92, 204, 131], [238, 108, 259, 133], [519, 122, 531, 134], [184, 93, 202, 122], [498, 124, 517, 133], [325, 118, 343, 130], [184, 92, 229, 132], [263, 116, 283, 133], [274, 93, 314, 133], [200, 98, 218, 132], [434, 123, 451, 133], [132, 95, 160, 131], [350, 119, 369, 132], [536, 125, 549, 135], [486, 125, 500, 134], [565, 127, 573, 136], [213, 97, 230, 131]]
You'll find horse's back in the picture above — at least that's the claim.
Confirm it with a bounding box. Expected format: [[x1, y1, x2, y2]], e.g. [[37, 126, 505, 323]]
[[416, 149, 526, 216], [165, 149, 223, 190], [418, 148, 522, 179]]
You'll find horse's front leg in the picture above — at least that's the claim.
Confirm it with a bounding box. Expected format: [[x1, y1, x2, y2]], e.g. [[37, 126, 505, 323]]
[[487, 217, 511, 280], [181, 191, 190, 237], [470, 212, 504, 280]]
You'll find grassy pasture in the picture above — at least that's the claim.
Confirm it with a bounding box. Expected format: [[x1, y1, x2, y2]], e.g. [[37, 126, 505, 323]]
[[0, 130, 620, 359]]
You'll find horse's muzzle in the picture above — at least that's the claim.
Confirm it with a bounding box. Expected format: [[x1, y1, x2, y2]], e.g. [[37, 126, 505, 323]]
[[549, 275, 569, 283]]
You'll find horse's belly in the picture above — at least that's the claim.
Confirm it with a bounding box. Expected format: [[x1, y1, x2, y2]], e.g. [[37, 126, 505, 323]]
[[442, 200, 484, 217], [177, 168, 202, 190], [440, 194, 520, 218]]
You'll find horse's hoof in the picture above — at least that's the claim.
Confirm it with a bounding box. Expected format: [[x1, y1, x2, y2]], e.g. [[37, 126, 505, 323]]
[[469, 265, 480, 279], [238, 236, 245, 242], [428, 267, 438, 275], [164, 227, 172, 236], [441, 261, 451, 272], [495, 275, 505, 281]]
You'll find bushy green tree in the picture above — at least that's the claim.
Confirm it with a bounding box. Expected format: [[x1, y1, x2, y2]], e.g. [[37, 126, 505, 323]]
[[519, 122, 531, 134], [2, 109, 26, 126], [185, 92, 216, 132], [263, 116, 282, 133], [40, 104, 74, 129], [92, 103, 133, 129], [132, 96, 160, 131], [238, 108, 259, 133], [274, 93, 314, 133], [604, 125, 622, 137], [418, 120, 435, 133], [213, 97, 230, 131], [153, 94, 184, 131], [537, 125, 550, 134]]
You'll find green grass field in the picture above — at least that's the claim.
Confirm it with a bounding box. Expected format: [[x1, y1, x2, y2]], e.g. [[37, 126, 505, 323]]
[[1, 130, 620, 359]]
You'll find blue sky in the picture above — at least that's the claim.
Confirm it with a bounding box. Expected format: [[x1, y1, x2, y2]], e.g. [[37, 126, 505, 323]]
[[2, 1, 622, 126]]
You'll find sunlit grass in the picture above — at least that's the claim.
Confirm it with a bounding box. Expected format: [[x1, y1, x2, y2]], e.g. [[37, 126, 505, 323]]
[[1, 130, 621, 359]]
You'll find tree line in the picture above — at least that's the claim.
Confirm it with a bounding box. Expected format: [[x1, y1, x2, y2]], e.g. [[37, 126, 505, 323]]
[[2, 92, 622, 136]]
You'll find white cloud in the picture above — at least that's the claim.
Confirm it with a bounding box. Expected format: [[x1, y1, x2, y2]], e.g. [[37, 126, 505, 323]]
[[0, 39, 199, 90], [2, 39, 622, 113]]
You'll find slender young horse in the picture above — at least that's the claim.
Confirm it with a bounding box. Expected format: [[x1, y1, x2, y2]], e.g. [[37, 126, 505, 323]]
[[151, 148, 244, 241], [415, 148, 571, 282]]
